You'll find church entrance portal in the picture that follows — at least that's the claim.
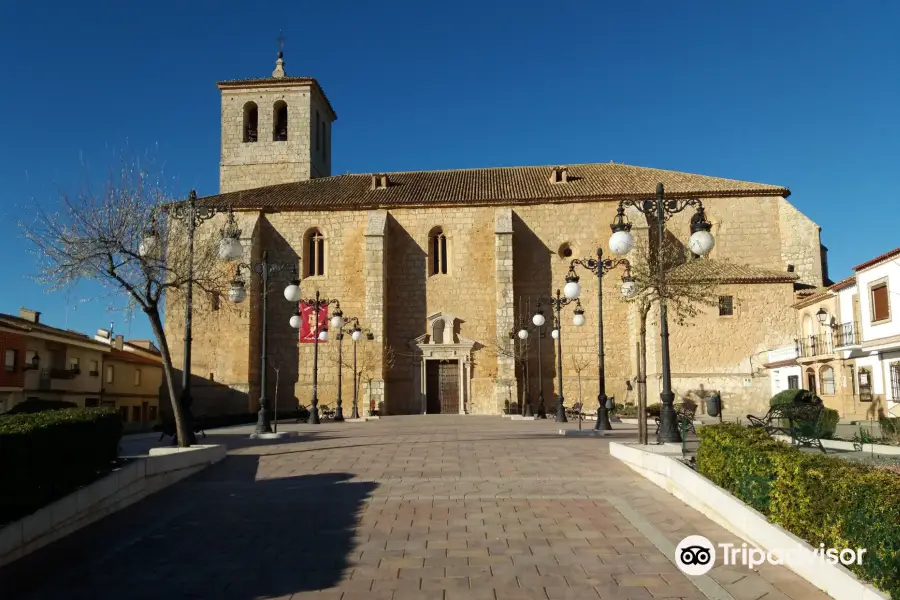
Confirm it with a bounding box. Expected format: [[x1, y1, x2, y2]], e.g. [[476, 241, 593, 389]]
[[425, 360, 460, 414]]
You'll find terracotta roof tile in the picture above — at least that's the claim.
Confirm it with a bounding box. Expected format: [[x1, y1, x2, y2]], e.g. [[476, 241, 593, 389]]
[[853, 247, 900, 272], [193, 163, 789, 211], [828, 275, 856, 291], [0, 313, 109, 347], [668, 259, 799, 284], [107, 348, 161, 366]]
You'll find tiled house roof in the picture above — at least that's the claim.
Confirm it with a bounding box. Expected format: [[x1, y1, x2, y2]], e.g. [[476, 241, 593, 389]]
[[192, 163, 790, 211], [668, 260, 799, 284]]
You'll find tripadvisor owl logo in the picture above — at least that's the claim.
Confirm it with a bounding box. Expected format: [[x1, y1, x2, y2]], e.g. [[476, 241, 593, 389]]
[[675, 535, 716, 576]]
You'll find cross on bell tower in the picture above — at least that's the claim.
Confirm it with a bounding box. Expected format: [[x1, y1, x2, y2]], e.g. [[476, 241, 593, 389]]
[[273, 31, 286, 78]]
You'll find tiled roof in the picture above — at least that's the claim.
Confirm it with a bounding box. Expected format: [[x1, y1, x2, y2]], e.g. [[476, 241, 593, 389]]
[[0, 313, 109, 348], [668, 259, 799, 284], [763, 358, 798, 369], [194, 163, 789, 211], [107, 348, 161, 367], [828, 275, 856, 292], [853, 247, 900, 272], [216, 76, 337, 120]]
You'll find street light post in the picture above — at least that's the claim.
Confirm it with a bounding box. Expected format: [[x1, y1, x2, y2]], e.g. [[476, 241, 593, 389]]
[[340, 317, 370, 420], [565, 248, 632, 431], [539, 291, 583, 422], [608, 182, 715, 443], [528, 308, 548, 418], [291, 291, 342, 424], [140, 190, 243, 444], [227, 251, 296, 434]]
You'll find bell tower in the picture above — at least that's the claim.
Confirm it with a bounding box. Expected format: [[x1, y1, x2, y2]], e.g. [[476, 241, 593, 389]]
[[217, 45, 337, 194]]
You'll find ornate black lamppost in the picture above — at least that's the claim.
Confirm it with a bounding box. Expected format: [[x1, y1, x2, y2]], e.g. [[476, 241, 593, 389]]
[[140, 190, 243, 442], [517, 308, 548, 418], [227, 251, 297, 434], [537, 291, 584, 422], [608, 182, 715, 443], [564, 249, 634, 431], [339, 317, 373, 420], [290, 291, 342, 424]]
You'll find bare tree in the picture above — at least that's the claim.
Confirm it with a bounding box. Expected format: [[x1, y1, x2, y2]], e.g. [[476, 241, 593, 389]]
[[571, 354, 590, 430], [489, 333, 530, 414], [626, 236, 718, 444], [356, 344, 395, 415], [19, 159, 234, 446]]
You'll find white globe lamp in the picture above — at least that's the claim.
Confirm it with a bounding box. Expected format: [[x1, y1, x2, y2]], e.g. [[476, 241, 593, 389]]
[[219, 236, 243, 261], [532, 312, 545, 327], [289, 313, 302, 329], [318, 330, 328, 341], [284, 280, 301, 302], [551, 329, 559, 340], [351, 329, 362, 342], [621, 277, 637, 299], [609, 230, 634, 256], [573, 309, 585, 327], [688, 229, 715, 256], [563, 274, 581, 299], [517, 329, 528, 340]]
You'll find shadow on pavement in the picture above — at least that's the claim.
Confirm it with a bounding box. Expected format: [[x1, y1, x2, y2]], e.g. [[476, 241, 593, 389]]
[[0, 454, 376, 600]]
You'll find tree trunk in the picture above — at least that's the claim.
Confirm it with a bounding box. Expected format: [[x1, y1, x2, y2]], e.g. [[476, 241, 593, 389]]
[[638, 308, 649, 445], [146, 306, 196, 447]]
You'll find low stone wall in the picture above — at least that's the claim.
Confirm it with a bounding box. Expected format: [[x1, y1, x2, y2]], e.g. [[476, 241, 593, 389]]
[[609, 442, 888, 600], [0, 444, 226, 568]]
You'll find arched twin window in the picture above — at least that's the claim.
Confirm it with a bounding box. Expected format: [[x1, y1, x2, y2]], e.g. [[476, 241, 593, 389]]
[[304, 228, 325, 277], [429, 227, 448, 275], [242, 102, 258, 143]]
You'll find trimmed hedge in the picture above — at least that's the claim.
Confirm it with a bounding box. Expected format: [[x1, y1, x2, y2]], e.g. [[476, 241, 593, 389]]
[[697, 424, 900, 598], [5, 399, 78, 414], [0, 408, 122, 525], [770, 388, 817, 406]]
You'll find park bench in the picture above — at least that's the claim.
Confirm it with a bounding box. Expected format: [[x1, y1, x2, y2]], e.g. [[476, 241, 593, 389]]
[[746, 402, 826, 453], [654, 402, 698, 435]]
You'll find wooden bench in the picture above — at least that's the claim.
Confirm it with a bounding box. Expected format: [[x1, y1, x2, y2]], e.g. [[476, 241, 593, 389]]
[[654, 402, 698, 435], [747, 402, 826, 453]]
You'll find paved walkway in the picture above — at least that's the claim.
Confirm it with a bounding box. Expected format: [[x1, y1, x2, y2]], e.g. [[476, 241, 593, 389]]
[[0, 416, 830, 600]]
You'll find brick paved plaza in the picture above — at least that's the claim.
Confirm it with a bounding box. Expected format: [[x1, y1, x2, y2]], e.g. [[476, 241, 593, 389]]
[[0, 416, 829, 600]]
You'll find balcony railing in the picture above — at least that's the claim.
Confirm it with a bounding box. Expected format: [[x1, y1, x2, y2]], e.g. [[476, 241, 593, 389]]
[[799, 334, 833, 358], [833, 321, 860, 347], [48, 367, 79, 379]]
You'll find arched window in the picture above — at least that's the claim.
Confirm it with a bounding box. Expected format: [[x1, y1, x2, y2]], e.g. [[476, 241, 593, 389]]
[[273, 101, 288, 141], [242, 102, 258, 143], [819, 365, 836, 395], [304, 229, 325, 277], [432, 319, 445, 344], [429, 227, 448, 275], [805, 367, 816, 392]]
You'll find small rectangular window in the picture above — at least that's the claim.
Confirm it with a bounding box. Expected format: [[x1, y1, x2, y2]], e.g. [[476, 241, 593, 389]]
[[119, 406, 128, 422], [718, 295, 734, 317], [132, 406, 141, 422], [4, 349, 17, 373], [85, 398, 100, 407], [872, 283, 890, 322], [90, 360, 99, 376], [70, 357, 80, 372], [440, 236, 448, 274], [106, 365, 114, 384], [134, 369, 142, 386], [787, 375, 799, 390]]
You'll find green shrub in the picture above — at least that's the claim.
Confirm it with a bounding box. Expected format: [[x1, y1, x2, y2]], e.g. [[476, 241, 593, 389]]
[[770, 388, 817, 406], [0, 408, 122, 525], [647, 403, 662, 417], [697, 424, 900, 598], [820, 408, 840, 439], [4, 399, 79, 414]]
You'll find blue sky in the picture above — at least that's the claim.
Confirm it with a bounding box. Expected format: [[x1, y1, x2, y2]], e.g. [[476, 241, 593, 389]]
[[1, 0, 897, 341]]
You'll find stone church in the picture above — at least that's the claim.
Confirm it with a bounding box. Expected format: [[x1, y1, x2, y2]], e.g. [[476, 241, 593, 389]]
[[165, 52, 828, 418]]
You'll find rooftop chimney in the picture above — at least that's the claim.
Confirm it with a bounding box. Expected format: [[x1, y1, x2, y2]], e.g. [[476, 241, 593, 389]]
[[549, 166, 569, 184], [370, 174, 390, 190], [19, 308, 40, 323], [113, 335, 124, 351]]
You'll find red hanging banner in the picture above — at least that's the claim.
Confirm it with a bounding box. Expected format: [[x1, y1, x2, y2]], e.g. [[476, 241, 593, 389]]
[[299, 302, 329, 343]]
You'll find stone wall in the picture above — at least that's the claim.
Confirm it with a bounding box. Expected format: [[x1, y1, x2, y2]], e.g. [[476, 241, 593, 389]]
[[163, 194, 826, 419], [643, 282, 798, 416]]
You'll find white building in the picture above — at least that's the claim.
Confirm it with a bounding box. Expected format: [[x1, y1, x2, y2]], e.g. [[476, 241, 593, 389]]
[[765, 345, 802, 397]]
